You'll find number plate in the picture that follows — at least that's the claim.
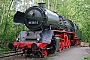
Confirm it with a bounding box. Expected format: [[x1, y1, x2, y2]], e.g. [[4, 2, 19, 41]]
[[29, 21, 39, 24]]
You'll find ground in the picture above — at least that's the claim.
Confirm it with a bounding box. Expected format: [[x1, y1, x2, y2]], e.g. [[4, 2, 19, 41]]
[[0, 45, 90, 60], [49, 46, 90, 60]]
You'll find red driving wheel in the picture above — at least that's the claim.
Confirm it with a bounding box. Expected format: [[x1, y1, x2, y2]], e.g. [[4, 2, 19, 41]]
[[43, 50, 48, 58]]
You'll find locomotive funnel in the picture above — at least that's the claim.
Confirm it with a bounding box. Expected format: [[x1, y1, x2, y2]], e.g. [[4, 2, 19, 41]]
[[38, 3, 46, 8]]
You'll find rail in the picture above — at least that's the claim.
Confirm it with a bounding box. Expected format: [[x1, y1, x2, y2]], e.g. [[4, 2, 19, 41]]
[[0, 51, 23, 58]]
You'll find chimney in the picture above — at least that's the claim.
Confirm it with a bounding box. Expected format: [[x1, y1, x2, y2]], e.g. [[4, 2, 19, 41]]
[[38, 3, 46, 8]]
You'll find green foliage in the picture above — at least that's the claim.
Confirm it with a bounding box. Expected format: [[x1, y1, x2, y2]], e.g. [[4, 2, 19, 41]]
[[0, 0, 90, 53], [84, 56, 90, 60], [0, 0, 27, 52]]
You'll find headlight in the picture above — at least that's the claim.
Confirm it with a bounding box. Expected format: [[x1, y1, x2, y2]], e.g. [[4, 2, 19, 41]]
[[37, 38, 40, 41]]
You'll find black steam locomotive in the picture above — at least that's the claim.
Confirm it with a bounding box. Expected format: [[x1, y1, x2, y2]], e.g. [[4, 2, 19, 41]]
[[8, 3, 81, 58]]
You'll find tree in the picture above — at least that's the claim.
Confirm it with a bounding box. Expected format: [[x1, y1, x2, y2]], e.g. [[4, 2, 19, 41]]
[[0, 0, 90, 53]]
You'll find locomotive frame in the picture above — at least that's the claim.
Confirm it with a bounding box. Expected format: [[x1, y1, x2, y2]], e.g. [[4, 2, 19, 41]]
[[8, 3, 81, 58]]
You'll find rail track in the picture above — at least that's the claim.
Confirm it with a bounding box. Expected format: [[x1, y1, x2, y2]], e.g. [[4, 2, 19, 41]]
[[0, 51, 48, 60], [0, 51, 23, 58]]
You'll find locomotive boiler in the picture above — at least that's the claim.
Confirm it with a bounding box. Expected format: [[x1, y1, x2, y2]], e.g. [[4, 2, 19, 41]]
[[14, 3, 60, 30], [8, 3, 81, 58]]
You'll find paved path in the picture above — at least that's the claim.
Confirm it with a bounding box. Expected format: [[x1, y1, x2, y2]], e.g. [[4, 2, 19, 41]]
[[49, 46, 90, 60]]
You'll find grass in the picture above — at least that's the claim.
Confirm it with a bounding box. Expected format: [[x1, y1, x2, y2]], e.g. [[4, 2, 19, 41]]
[[84, 56, 90, 60]]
